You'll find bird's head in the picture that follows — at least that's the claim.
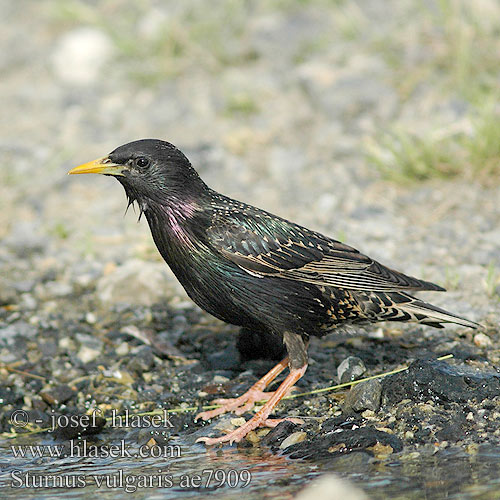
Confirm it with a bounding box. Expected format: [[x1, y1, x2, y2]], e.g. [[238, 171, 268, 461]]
[[68, 139, 207, 208]]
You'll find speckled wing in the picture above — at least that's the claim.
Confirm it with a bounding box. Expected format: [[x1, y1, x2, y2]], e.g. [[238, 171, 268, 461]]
[[207, 212, 445, 293]]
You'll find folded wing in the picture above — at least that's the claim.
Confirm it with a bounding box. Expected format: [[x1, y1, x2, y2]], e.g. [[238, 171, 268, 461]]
[[207, 213, 445, 293]]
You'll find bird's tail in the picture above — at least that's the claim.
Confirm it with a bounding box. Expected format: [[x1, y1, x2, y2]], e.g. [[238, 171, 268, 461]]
[[361, 291, 481, 329]]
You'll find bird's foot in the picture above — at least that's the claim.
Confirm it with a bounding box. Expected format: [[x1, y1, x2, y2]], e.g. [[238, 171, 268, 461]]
[[195, 387, 285, 421], [196, 416, 304, 446], [196, 364, 307, 446], [195, 356, 290, 422]]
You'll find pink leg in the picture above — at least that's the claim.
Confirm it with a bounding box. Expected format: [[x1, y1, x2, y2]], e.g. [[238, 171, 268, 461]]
[[196, 364, 307, 446], [195, 357, 289, 421]]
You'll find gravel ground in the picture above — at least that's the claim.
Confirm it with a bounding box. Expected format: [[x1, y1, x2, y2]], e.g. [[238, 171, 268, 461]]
[[1, 1, 500, 498]]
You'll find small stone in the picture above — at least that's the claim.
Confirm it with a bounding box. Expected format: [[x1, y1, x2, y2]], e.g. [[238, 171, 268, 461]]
[[344, 379, 382, 413], [0, 322, 37, 344], [102, 369, 135, 386], [76, 333, 103, 350], [85, 312, 97, 325], [58, 337, 75, 350], [128, 346, 155, 374], [77, 346, 101, 364], [116, 343, 130, 356], [43, 281, 73, 298], [280, 431, 307, 449], [466, 443, 479, 455], [246, 430, 262, 444], [230, 417, 246, 427], [368, 442, 393, 459], [146, 437, 157, 448], [213, 375, 230, 384], [96, 259, 170, 306], [337, 356, 366, 384], [51, 27, 114, 86], [40, 385, 75, 406], [260, 420, 299, 447], [474, 333, 492, 347], [295, 474, 369, 500]]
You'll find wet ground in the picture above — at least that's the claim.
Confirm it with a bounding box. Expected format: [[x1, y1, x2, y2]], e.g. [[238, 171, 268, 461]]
[[1, 0, 500, 498]]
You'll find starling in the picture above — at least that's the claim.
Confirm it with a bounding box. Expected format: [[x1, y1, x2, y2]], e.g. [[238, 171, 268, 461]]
[[68, 139, 479, 445]]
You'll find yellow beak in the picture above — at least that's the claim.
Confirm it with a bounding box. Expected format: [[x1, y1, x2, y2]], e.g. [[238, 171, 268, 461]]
[[67, 157, 125, 176]]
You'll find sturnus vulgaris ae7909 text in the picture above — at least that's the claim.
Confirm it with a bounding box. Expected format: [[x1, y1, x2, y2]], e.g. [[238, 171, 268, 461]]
[[68, 139, 479, 445]]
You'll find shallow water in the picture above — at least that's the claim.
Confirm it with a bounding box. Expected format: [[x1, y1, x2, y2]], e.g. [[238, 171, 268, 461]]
[[1, 435, 500, 499]]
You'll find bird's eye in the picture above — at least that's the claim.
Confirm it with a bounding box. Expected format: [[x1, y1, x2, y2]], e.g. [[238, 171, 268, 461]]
[[135, 157, 150, 168]]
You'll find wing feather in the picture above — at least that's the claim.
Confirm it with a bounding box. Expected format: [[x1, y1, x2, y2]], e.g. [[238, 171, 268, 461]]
[[207, 212, 444, 293]]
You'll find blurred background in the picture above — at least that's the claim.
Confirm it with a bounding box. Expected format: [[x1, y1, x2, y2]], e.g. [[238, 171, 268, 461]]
[[1, 0, 499, 320]]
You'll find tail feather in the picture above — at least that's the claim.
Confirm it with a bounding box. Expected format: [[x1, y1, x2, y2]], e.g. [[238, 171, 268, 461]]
[[399, 298, 481, 329], [360, 291, 481, 329]]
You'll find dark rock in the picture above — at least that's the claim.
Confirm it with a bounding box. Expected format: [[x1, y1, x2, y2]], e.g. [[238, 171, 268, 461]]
[[0, 385, 24, 406], [29, 409, 52, 427], [260, 420, 300, 448], [136, 388, 159, 403], [382, 360, 500, 405], [128, 345, 155, 374], [286, 427, 403, 460], [52, 414, 107, 440], [321, 415, 365, 433], [435, 411, 469, 442], [344, 379, 382, 413], [337, 356, 367, 384], [32, 398, 49, 412], [40, 384, 75, 406]]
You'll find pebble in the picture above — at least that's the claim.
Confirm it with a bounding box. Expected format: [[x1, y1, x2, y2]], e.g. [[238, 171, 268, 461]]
[[280, 431, 307, 449], [43, 281, 73, 298], [18, 294, 37, 311], [85, 312, 97, 325], [77, 346, 101, 364], [51, 27, 114, 86], [474, 333, 492, 347], [295, 474, 369, 500], [337, 356, 367, 384], [0, 322, 37, 344], [127, 345, 155, 374], [116, 343, 130, 356], [40, 384, 75, 406], [96, 259, 170, 306], [344, 379, 382, 413]]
